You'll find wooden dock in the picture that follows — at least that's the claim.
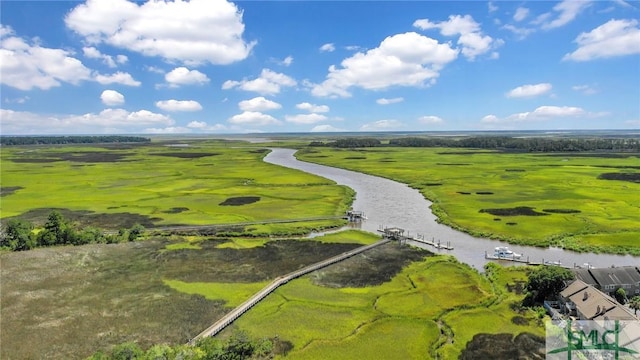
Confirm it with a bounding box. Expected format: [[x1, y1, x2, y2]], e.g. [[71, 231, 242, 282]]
[[485, 252, 531, 264], [377, 226, 453, 250], [484, 251, 572, 268]]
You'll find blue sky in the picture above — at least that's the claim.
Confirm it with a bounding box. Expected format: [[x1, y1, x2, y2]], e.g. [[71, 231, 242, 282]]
[[1, 0, 639, 135]]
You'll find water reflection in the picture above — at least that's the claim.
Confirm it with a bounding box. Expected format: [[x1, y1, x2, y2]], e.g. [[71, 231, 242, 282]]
[[265, 148, 639, 270]]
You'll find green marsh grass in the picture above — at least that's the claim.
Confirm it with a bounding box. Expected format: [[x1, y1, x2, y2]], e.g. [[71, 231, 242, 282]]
[[310, 229, 380, 244], [435, 264, 544, 358], [164, 241, 202, 250], [215, 237, 270, 249], [1, 140, 549, 359], [0, 230, 370, 359], [1, 142, 351, 233], [1, 225, 543, 359], [163, 279, 271, 307], [291, 318, 437, 360], [196, 255, 543, 359], [298, 147, 640, 254]]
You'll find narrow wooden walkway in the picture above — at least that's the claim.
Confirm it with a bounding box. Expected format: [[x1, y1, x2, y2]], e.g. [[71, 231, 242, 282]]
[[377, 226, 454, 250], [189, 238, 392, 344]]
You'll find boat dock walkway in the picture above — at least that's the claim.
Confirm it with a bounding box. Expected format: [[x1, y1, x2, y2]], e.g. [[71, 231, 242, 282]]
[[377, 226, 453, 251], [484, 251, 574, 268], [189, 238, 391, 344]]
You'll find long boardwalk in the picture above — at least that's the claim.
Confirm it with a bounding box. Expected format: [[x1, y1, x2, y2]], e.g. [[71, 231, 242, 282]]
[[189, 238, 392, 344]]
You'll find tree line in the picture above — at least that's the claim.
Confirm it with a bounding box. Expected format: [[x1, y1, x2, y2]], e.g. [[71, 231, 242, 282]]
[[87, 330, 275, 360], [0, 135, 150, 146], [1, 211, 144, 251], [310, 136, 640, 152]]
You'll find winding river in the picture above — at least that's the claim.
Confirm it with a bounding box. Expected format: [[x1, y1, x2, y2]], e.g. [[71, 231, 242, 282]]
[[264, 148, 639, 270]]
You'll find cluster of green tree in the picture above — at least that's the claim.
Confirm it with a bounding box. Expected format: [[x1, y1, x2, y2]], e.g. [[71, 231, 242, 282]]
[[522, 265, 575, 306], [310, 136, 640, 152], [310, 138, 382, 148], [0, 211, 144, 251], [630, 295, 640, 315], [87, 331, 274, 360], [613, 287, 640, 312], [0, 135, 150, 146], [388, 136, 640, 152], [520, 265, 640, 317]]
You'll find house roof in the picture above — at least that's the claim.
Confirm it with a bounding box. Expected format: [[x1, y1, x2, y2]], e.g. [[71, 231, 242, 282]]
[[560, 279, 589, 298], [593, 305, 638, 321], [573, 269, 598, 286], [562, 279, 638, 321], [587, 267, 640, 288]]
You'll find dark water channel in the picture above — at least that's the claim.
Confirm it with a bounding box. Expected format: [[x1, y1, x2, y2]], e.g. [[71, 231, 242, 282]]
[[265, 148, 639, 270]]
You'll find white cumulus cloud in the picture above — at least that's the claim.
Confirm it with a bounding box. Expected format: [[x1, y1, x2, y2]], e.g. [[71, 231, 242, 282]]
[[0, 108, 173, 134], [155, 99, 202, 112], [238, 97, 282, 112], [320, 43, 335, 52], [480, 105, 605, 127], [513, 7, 529, 22], [481, 114, 500, 123], [528, 106, 584, 118], [534, 0, 592, 30], [187, 121, 227, 131], [360, 119, 403, 131], [94, 71, 141, 86], [506, 83, 553, 98], [100, 90, 125, 106], [311, 124, 345, 132], [572, 84, 598, 95], [223, 69, 296, 95], [165, 67, 210, 87], [418, 115, 444, 124], [144, 126, 192, 134], [281, 55, 293, 66], [65, 0, 256, 66], [296, 102, 330, 113], [285, 113, 328, 124], [563, 19, 640, 61], [83, 46, 127, 68], [228, 111, 281, 126], [414, 15, 502, 61], [376, 97, 404, 105], [502, 24, 536, 40], [311, 32, 457, 98], [0, 25, 92, 90]]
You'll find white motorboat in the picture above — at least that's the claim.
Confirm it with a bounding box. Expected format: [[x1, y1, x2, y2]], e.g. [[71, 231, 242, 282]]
[[494, 246, 522, 259]]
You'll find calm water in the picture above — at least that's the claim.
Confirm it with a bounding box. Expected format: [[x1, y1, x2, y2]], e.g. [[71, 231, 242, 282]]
[[265, 148, 639, 270]]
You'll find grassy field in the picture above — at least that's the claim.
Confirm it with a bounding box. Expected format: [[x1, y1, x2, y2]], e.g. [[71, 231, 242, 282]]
[[0, 226, 544, 359], [297, 147, 640, 255], [0, 140, 351, 233], [222, 255, 545, 359], [1, 139, 550, 359], [0, 231, 375, 359]]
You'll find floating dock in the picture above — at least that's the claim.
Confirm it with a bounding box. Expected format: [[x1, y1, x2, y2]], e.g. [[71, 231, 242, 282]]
[[484, 251, 574, 268]]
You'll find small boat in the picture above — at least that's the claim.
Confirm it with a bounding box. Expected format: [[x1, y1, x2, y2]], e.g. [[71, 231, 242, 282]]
[[494, 246, 522, 259], [545, 260, 562, 266]]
